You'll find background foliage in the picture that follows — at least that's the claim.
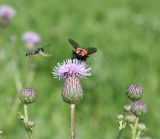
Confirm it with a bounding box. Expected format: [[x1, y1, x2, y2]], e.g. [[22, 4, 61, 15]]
[[0, 0, 160, 138]]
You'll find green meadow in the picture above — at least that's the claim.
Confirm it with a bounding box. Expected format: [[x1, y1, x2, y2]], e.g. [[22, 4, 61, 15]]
[[0, 0, 160, 138]]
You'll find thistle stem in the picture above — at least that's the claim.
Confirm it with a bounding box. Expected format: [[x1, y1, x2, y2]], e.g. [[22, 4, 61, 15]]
[[24, 104, 32, 139], [137, 131, 141, 139], [116, 129, 123, 139], [132, 118, 139, 139], [24, 104, 28, 122], [70, 104, 76, 139]]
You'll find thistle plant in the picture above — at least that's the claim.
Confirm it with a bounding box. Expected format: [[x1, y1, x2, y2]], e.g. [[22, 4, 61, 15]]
[[19, 88, 36, 139], [0, 5, 16, 27], [0, 5, 16, 46], [53, 59, 91, 139], [22, 31, 41, 49], [116, 84, 148, 139]]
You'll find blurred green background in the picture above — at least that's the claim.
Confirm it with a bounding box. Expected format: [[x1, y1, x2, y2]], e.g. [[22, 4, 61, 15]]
[[0, 0, 160, 138]]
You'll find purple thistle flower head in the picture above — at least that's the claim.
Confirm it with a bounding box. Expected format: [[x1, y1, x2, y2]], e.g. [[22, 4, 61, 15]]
[[0, 5, 16, 19], [22, 31, 41, 48], [0, 5, 16, 26], [53, 59, 91, 80]]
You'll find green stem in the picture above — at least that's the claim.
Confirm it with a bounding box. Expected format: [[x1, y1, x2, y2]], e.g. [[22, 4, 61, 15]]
[[24, 104, 32, 139], [137, 131, 141, 139], [24, 104, 28, 122], [132, 118, 139, 139], [116, 129, 123, 139], [0, 27, 3, 46], [28, 132, 32, 139], [70, 104, 76, 139]]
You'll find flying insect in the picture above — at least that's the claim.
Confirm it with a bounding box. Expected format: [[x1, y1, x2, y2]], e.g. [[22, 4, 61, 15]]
[[68, 38, 97, 61], [26, 44, 52, 57]]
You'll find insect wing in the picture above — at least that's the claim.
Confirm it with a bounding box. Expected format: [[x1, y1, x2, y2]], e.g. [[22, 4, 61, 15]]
[[39, 51, 52, 57], [86, 47, 97, 55], [68, 38, 80, 49]]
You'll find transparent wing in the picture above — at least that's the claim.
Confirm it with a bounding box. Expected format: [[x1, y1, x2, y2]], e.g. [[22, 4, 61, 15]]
[[86, 47, 97, 55], [39, 51, 52, 57], [68, 38, 80, 49]]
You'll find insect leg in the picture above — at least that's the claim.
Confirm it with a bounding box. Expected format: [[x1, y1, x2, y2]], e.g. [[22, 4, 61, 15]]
[[71, 51, 76, 60]]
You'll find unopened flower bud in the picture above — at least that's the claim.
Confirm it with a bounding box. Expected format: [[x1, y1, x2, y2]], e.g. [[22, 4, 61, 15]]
[[126, 84, 143, 101], [131, 100, 147, 116], [27, 120, 35, 127], [124, 114, 136, 123], [20, 88, 36, 104], [18, 112, 24, 120], [123, 104, 131, 112], [117, 114, 124, 121], [137, 123, 147, 132], [117, 114, 126, 130]]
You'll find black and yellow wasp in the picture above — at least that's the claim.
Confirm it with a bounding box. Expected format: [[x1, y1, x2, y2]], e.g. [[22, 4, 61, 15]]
[[26, 44, 52, 57]]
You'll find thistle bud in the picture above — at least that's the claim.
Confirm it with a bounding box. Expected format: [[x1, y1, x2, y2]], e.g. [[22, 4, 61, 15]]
[[131, 100, 147, 116], [137, 123, 147, 132], [20, 88, 36, 104], [62, 75, 83, 104], [124, 114, 136, 123], [27, 120, 35, 127], [18, 112, 24, 120], [123, 104, 131, 112], [117, 114, 124, 121], [126, 84, 143, 101]]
